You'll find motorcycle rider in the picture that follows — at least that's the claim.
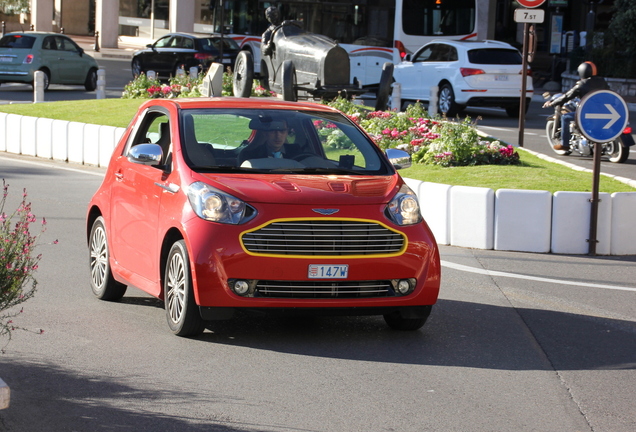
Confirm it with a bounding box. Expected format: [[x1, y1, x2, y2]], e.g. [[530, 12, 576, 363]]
[[543, 61, 609, 150]]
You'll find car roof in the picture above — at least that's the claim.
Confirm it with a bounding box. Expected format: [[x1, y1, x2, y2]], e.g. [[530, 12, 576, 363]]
[[3, 31, 73, 38], [140, 97, 343, 113], [157, 32, 222, 40]]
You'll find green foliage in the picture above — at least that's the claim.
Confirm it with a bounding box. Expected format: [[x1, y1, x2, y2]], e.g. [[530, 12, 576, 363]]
[[1, 180, 50, 346], [323, 98, 520, 167]]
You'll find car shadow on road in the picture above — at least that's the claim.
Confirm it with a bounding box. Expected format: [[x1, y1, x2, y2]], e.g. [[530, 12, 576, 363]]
[[168, 298, 636, 372]]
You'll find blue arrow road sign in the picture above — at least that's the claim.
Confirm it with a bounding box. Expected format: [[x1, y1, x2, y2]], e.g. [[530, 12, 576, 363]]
[[576, 90, 629, 143]]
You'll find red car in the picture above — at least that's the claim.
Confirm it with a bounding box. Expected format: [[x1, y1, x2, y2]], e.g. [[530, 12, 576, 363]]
[[87, 97, 440, 336]]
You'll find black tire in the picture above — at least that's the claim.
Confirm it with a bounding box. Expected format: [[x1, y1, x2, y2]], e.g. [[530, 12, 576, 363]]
[[232, 50, 254, 98], [164, 240, 206, 337], [606, 139, 630, 163], [438, 83, 459, 117], [505, 100, 530, 118], [282, 60, 297, 102], [84, 68, 98, 91], [383, 306, 432, 331], [374, 62, 394, 111], [131, 57, 143, 78], [545, 118, 570, 155], [89, 216, 127, 301]]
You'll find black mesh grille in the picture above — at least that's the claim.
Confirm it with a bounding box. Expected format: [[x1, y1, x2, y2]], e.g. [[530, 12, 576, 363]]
[[241, 220, 405, 256]]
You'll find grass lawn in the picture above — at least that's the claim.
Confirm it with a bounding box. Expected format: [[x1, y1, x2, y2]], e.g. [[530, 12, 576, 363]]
[[1, 99, 634, 194]]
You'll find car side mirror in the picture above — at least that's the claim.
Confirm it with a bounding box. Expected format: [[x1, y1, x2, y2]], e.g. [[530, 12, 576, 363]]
[[127, 143, 163, 166], [385, 148, 411, 170], [404, 53, 412, 62]]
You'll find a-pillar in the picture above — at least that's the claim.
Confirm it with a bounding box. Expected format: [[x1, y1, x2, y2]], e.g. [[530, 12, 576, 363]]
[[169, 0, 196, 33], [96, 0, 119, 48], [31, 0, 54, 32]]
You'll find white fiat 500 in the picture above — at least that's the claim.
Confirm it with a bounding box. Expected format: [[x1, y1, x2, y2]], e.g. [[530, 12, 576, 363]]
[[393, 39, 533, 118]]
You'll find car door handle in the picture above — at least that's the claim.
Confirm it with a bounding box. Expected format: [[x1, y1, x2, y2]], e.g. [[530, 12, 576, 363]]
[[114, 170, 124, 180], [155, 182, 180, 193]]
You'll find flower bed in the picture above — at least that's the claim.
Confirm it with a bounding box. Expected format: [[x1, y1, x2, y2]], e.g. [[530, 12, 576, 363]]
[[323, 98, 520, 167]]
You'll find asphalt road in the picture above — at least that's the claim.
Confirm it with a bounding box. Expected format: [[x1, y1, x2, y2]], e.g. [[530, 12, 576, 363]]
[[0, 154, 635, 431]]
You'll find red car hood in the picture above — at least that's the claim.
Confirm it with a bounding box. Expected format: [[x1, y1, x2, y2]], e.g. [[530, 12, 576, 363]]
[[196, 173, 400, 205]]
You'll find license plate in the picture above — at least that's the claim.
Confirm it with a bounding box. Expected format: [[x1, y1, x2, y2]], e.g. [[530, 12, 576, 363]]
[[308, 264, 348, 279], [0, 57, 12, 63], [494, 75, 509, 81], [222, 59, 231, 64]]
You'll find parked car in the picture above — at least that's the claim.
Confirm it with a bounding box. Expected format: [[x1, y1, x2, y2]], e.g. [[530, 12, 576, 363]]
[[232, 22, 393, 111], [393, 39, 533, 117], [0, 31, 99, 91], [131, 32, 240, 79], [87, 97, 441, 337]]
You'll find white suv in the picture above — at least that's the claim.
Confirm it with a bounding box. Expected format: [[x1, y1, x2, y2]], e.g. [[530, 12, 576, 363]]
[[393, 40, 533, 117]]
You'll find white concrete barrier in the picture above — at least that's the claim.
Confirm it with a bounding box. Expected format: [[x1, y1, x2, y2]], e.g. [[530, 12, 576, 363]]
[[20, 116, 37, 156], [6, 114, 22, 154], [98, 126, 124, 167], [51, 120, 70, 162], [495, 189, 552, 253], [83, 124, 101, 166], [419, 182, 452, 245], [450, 185, 494, 249], [0, 112, 6, 152], [36, 117, 54, 159], [67, 122, 85, 165], [551, 191, 611, 255], [610, 192, 636, 255]]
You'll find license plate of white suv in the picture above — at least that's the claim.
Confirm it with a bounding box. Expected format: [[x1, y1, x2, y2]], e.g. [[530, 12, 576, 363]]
[[495, 75, 509, 81], [308, 264, 349, 279]]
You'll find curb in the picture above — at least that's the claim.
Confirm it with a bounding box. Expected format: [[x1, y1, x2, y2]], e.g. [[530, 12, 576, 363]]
[[0, 377, 9, 410]]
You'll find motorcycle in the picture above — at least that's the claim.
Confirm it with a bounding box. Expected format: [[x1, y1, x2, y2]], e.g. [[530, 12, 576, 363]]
[[544, 92, 634, 163]]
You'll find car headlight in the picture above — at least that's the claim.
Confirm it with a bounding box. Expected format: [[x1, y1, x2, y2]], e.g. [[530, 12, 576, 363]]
[[187, 181, 256, 224], [385, 184, 422, 226]]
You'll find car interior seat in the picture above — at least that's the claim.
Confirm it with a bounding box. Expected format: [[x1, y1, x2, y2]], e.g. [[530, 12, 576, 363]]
[[155, 121, 171, 166]]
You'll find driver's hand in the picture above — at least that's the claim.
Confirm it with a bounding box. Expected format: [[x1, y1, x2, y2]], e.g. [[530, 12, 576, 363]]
[[542, 101, 552, 108]]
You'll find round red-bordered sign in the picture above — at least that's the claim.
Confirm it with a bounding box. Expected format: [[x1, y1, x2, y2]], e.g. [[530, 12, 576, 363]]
[[517, 0, 546, 8]]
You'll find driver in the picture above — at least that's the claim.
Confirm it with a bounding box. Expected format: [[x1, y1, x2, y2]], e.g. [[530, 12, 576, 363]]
[[238, 119, 301, 164], [261, 6, 282, 57]]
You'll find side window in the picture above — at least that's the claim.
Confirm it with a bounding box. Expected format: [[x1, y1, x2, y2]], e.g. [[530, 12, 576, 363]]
[[42, 37, 56, 50], [413, 46, 433, 63], [183, 38, 194, 49], [154, 36, 173, 49], [129, 112, 171, 166], [448, 46, 458, 61]]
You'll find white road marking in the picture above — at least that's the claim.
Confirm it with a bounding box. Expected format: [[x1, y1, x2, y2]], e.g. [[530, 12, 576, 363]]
[[441, 260, 636, 293], [0, 155, 105, 177]]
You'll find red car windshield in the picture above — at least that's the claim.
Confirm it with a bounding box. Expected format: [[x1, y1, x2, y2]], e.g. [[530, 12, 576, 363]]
[[179, 109, 392, 175]]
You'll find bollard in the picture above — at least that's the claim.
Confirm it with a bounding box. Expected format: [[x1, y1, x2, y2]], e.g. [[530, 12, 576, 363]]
[[189, 67, 198, 79], [33, 70, 45, 103], [391, 82, 401, 111], [96, 68, 106, 99], [147, 70, 156, 80], [429, 85, 439, 117], [94, 31, 100, 52], [1, 22, 5, 37], [176, 67, 185, 78]]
